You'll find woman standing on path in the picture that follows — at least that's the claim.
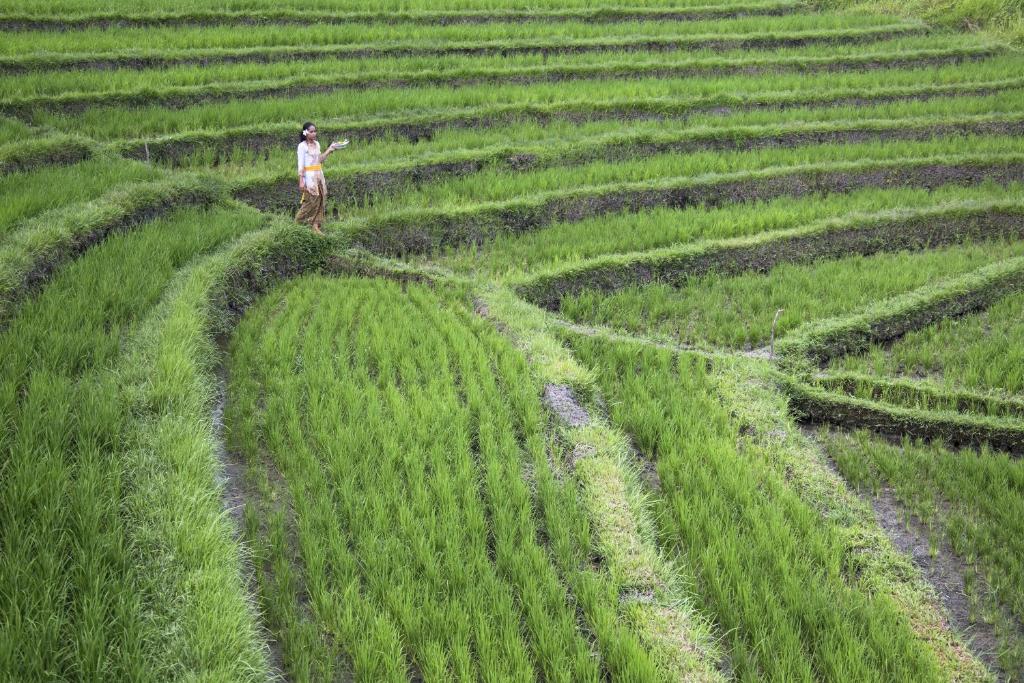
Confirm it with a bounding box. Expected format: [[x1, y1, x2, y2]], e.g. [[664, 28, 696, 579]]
[[296, 121, 347, 234]]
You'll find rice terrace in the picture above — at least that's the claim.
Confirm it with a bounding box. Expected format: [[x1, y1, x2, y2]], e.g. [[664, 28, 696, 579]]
[[3, 0, 1024, 678]]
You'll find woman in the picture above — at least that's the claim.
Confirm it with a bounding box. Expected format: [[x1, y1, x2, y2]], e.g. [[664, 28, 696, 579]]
[[296, 121, 347, 234]]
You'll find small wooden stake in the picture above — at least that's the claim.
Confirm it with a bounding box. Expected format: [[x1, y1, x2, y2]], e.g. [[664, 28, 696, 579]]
[[144, 142, 150, 163], [770, 308, 784, 359]]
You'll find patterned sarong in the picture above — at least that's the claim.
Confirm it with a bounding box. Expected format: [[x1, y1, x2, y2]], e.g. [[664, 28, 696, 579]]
[[295, 177, 327, 227]]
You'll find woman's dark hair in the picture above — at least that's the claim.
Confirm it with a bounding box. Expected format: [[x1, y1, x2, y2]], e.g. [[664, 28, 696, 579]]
[[299, 121, 315, 143]]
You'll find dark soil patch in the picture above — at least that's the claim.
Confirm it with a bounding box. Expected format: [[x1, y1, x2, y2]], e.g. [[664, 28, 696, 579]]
[[7, 49, 997, 119], [212, 369, 249, 533], [820, 442, 1008, 678], [632, 447, 663, 493], [0, 4, 800, 31], [0, 28, 924, 74], [210, 364, 289, 682], [544, 383, 591, 427], [126, 79, 1020, 167], [236, 118, 1024, 214], [807, 428, 1017, 678], [868, 487, 1006, 670]]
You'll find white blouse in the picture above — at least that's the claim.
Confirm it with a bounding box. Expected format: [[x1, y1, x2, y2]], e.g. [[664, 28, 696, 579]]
[[297, 140, 326, 189]]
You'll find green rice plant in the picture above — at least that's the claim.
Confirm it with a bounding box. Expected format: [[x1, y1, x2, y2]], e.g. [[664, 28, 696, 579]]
[[682, 84, 1024, 129], [566, 337, 974, 680], [0, 0, 829, 20], [0, 12, 918, 62], [559, 237, 1024, 350], [232, 110, 1024, 214], [2, 0, 1023, 675], [0, 1, 805, 36], [476, 285, 724, 679], [0, 156, 162, 238], [226, 274, 666, 680], [50, 53, 1024, 141], [3, 33, 997, 117], [776, 255, 1024, 369], [0, 205, 272, 680], [0, 22, 927, 87], [330, 142, 1024, 256], [821, 428, 1024, 676], [337, 135, 1024, 224], [516, 197, 1024, 307], [0, 173, 225, 323], [431, 182, 1024, 277], [812, 370, 1024, 419], [831, 288, 1024, 395], [201, 87, 1024, 179]]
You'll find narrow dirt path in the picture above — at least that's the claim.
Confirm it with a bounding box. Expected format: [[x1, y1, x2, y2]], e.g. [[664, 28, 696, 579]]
[[211, 367, 290, 681], [807, 427, 1011, 679], [866, 485, 1005, 677]]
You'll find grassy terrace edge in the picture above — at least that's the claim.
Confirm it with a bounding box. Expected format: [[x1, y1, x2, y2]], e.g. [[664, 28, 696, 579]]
[[3, 45, 1000, 117], [0, 174, 223, 324], [780, 374, 1024, 453], [774, 254, 1024, 370], [0, 2, 810, 30], [513, 198, 1024, 308], [111, 223, 335, 680], [233, 113, 1024, 212], [341, 154, 1024, 255], [812, 370, 1024, 419], [0, 133, 95, 174], [0, 24, 925, 73], [116, 77, 1024, 164]]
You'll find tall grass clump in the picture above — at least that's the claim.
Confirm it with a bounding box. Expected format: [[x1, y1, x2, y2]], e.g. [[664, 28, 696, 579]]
[[819, 0, 1024, 46]]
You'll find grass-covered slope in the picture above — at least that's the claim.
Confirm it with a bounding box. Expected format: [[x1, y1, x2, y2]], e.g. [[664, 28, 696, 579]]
[[1, 0, 1022, 678]]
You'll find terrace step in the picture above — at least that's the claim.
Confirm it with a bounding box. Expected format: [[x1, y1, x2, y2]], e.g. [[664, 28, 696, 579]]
[[0, 24, 926, 73], [4, 43, 1000, 118], [0, 1, 804, 31]]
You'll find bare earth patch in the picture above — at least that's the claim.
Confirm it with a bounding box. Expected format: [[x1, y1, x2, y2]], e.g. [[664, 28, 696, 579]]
[[543, 383, 590, 427]]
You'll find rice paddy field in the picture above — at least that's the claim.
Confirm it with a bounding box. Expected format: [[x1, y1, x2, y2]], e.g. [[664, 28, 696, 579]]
[[1, 0, 1023, 679]]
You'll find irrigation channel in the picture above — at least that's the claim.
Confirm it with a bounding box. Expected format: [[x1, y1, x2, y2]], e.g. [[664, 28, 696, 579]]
[[2, 0, 1024, 679]]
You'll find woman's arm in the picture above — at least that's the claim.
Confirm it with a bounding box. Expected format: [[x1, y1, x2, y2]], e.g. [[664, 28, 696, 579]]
[[317, 139, 348, 163], [297, 143, 305, 190]]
